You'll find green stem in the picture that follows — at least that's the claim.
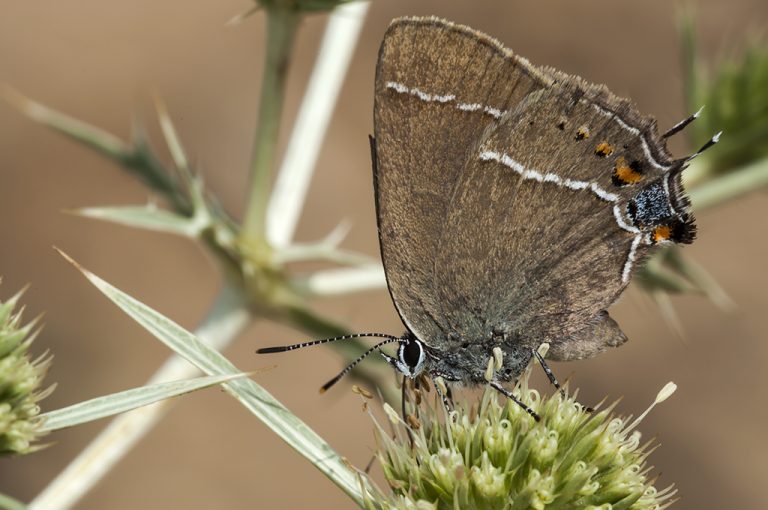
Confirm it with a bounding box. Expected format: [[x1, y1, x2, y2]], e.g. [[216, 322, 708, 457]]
[[3, 88, 192, 215], [242, 7, 302, 247], [0, 493, 27, 510], [678, 11, 702, 120], [690, 157, 768, 210]]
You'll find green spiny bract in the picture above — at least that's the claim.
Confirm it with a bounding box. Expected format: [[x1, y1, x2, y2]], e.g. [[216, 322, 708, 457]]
[[0, 288, 51, 455], [374, 373, 676, 510]]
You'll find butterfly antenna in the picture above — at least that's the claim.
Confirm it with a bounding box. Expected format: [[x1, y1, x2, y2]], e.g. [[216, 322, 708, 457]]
[[319, 337, 401, 393], [662, 106, 704, 139], [256, 333, 398, 354]]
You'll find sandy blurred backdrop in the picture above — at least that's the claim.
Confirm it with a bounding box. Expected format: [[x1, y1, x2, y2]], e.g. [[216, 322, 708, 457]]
[[1, 0, 766, 508]]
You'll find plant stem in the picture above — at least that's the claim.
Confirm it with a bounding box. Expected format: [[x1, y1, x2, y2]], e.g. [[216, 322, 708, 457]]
[[0, 493, 28, 510], [266, 2, 370, 247], [3, 87, 191, 215], [690, 157, 768, 210], [296, 264, 386, 296], [242, 7, 302, 248], [678, 11, 703, 121]]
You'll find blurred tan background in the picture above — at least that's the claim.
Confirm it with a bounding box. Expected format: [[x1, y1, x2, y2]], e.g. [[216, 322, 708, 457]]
[[1, 0, 767, 508]]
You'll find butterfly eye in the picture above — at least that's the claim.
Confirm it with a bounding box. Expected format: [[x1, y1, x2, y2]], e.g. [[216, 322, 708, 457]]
[[398, 338, 426, 376]]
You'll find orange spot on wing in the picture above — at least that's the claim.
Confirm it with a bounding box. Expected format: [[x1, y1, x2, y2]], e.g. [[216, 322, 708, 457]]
[[595, 141, 614, 157], [613, 157, 643, 185], [652, 225, 672, 243], [576, 125, 590, 140]]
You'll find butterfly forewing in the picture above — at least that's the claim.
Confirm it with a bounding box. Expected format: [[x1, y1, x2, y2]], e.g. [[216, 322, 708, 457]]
[[374, 17, 553, 345]]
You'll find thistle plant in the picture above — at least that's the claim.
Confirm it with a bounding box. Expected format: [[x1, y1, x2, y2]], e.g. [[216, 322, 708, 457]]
[[0, 288, 49, 456], [374, 371, 678, 510], [1, 3, 766, 509], [3, 3, 379, 509]]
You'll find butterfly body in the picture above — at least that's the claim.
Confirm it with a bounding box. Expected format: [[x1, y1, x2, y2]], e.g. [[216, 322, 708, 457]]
[[410, 330, 528, 384]]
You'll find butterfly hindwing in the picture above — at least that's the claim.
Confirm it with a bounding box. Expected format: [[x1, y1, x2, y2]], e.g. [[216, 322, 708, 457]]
[[433, 84, 684, 349]]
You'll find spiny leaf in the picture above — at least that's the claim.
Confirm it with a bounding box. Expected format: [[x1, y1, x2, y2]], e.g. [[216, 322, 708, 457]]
[[57, 249, 375, 505], [74, 205, 205, 237], [39, 373, 253, 432]]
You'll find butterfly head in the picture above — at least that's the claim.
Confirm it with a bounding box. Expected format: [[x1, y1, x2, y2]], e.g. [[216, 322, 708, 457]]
[[382, 333, 428, 378]]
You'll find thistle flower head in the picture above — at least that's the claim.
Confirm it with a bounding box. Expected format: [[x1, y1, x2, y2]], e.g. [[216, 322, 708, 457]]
[[373, 372, 677, 510], [0, 287, 51, 455]]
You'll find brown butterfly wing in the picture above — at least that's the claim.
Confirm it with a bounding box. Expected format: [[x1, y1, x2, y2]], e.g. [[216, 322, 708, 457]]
[[373, 17, 554, 343], [374, 17, 695, 361], [432, 80, 688, 351]]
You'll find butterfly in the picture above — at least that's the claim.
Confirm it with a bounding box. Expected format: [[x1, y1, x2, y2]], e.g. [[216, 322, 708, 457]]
[[258, 17, 717, 418]]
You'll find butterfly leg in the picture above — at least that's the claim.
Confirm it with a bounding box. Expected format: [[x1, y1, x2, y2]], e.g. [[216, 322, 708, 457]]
[[400, 376, 426, 417], [399, 375, 418, 448], [489, 382, 541, 422], [533, 348, 566, 399], [431, 376, 454, 412], [400, 374, 409, 420]]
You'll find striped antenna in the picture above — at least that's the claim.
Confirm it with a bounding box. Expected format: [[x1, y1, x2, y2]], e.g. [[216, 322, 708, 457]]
[[256, 332, 399, 354], [319, 337, 401, 393], [662, 106, 704, 139]]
